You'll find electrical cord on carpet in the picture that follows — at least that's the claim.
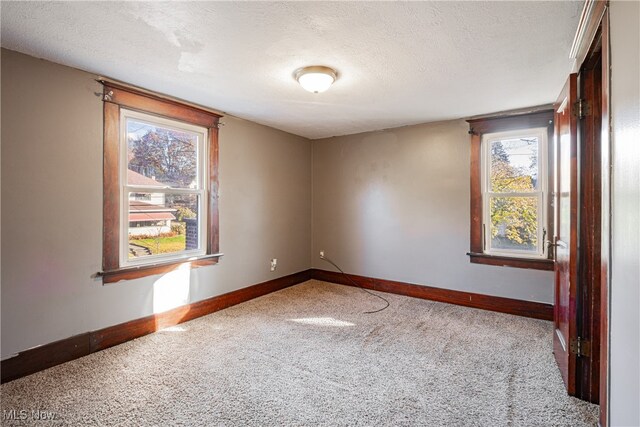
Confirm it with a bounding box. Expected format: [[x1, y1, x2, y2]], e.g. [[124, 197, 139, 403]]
[[319, 254, 390, 314]]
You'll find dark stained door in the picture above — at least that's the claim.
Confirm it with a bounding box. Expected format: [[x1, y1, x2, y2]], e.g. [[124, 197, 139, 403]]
[[552, 73, 579, 395]]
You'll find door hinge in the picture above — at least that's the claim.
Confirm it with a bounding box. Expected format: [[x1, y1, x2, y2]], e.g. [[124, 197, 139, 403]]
[[570, 337, 591, 357], [573, 99, 591, 119]]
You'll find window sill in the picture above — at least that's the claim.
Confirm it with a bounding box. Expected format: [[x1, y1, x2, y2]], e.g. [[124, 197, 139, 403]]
[[467, 252, 554, 271], [98, 253, 223, 284]]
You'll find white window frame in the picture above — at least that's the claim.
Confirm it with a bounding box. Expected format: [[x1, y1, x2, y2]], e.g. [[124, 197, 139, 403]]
[[481, 127, 548, 259], [119, 108, 208, 268]]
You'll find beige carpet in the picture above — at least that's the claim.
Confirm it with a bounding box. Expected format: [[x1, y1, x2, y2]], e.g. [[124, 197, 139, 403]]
[[1, 280, 598, 426]]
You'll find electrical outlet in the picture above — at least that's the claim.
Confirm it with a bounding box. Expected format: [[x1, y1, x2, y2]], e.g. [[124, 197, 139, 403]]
[[270, 258, 277, 272], [319, 250, 325, 258]]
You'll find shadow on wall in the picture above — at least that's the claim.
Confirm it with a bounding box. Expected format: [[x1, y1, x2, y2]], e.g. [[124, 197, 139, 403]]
[[320, 132, 398, 275], [359, 186, 396, 275]]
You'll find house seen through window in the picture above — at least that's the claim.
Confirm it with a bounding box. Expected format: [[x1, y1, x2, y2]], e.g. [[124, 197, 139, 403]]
[[121, 109, 208, 266]]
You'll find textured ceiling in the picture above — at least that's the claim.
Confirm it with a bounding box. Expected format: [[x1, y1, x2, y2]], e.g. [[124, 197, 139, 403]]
[[1, 1, 581, 139]]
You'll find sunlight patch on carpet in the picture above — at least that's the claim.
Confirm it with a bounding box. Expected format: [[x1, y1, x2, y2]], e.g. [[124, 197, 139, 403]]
[[288, 317, 355, 327]]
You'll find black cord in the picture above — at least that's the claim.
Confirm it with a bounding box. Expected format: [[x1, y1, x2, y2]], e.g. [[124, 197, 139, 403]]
[[320, 255, 390, 314]]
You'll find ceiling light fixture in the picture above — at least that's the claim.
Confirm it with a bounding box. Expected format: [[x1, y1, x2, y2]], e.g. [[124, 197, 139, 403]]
[[295, 66, 337, 93]]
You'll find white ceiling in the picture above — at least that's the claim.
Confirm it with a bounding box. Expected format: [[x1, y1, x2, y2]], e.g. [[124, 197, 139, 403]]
[[1, 1, 581, 139]]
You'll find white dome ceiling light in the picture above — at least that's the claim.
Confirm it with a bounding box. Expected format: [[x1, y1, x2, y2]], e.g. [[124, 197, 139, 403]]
[[295, 66, 337, 93]]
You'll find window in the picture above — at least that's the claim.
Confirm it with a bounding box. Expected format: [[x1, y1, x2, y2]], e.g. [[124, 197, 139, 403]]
[[122, 110, 208, 266], [482, 128, 547, 257], [467, 110, 554, 270], [101, 82, 222, 283]]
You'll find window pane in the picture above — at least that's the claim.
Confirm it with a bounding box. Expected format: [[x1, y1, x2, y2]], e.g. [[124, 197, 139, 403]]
[[489, 196, 538, 252], [127, 118, 199, 189], [128, 193, 200, 259], [490, 136, 539, 193]]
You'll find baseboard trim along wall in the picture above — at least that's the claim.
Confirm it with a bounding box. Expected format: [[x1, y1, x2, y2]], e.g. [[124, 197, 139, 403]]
[[2, 268, 553, 383], [0, 270, 311, 384], [311, 269, 553, 321]]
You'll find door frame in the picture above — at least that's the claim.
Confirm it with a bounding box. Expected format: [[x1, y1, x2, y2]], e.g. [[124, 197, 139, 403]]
[[567, 1, 610, 425], [576, 29, 603, 404]]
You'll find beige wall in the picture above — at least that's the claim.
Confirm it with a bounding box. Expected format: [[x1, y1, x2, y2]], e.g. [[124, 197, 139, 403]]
[[311, 120, 554, 303], [609, 1, 640, 425], [0, 49, 312, 358]]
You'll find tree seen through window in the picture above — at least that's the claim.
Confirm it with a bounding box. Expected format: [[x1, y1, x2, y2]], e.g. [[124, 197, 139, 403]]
[[489, 137, 539, 251]]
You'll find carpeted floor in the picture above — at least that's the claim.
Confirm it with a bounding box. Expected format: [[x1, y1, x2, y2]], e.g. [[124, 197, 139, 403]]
[[1, 280, 598, 426]]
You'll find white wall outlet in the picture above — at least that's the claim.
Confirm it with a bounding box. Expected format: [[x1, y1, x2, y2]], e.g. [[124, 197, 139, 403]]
[[319, 250, 325, 258], [270, 258, 277, 272]]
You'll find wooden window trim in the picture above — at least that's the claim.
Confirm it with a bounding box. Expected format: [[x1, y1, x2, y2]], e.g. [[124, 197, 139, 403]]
[[466, 109, 555, 271], [101, 82, 222, 284]]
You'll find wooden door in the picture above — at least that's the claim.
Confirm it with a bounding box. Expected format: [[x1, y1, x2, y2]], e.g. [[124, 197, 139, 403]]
[[553, 73, 579, 394]]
